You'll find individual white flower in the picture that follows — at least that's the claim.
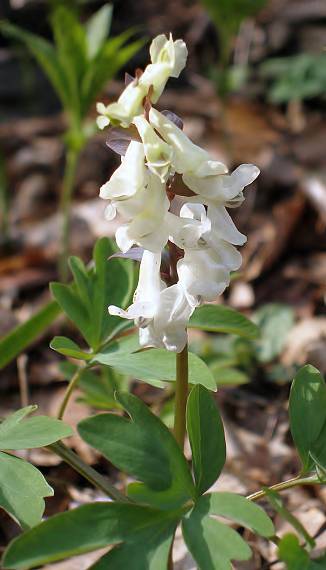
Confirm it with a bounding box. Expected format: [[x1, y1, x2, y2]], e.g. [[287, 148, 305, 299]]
[[140, 34, 188, 102], [149, 107, 227, 177], [184, 163, 260, 204], [173, 204, 244, 306], [99, 141, 147, 221], [133, 115, 173, 182], [109, 250, 193, 352], [149, 108, 260, 208], [177, 249, 231, 306], [115, 172, 171, 253], [100, 141, 171, 252], [96, 79, 146, 129], [172, 203, 243, 262], [96, 34, 188, 129]]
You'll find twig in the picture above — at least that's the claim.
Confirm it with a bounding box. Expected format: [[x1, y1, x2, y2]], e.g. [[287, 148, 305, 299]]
[[247, 475, 320, 502], [57, 365, 85, 420]]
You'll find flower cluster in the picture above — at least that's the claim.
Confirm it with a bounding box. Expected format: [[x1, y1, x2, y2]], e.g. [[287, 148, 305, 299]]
[[98, 34, 259, 352]]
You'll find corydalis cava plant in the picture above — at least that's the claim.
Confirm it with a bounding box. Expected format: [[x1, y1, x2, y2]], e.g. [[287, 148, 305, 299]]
[[98, 33, 259, 352]]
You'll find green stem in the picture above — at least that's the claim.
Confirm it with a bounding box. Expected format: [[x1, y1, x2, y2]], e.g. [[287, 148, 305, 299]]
[[57, 365, 85, 420], [49, 442, 130, 502], [173, 344, 189, 449], [247, 475, 320, 502], [58, 146, 79, 282]]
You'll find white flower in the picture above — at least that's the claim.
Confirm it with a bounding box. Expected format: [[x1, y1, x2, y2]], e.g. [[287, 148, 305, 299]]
[[149, 107, 227, 176], [173, 204, 244, 306], [100, 141, 171, 252], [100, 141, 149, 222], [115, 172, 171, 253], [149, 108, 260, 207], [109, 250, 193, 352], [140, 34, 188, 102], [133, 115, 173, 182], [178, 249, 231, 306], [184, 163, 260, 204], [96, 34, 188, 129], [96, 80, 146, 129]]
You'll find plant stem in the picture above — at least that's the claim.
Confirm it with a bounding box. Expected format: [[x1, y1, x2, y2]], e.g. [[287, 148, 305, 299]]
[[173, 344, 189, 449], [49, 442, 130, 502], [58, 146, 79, 282], [57, 365, 85, 420], [247, 475, 320, 502]]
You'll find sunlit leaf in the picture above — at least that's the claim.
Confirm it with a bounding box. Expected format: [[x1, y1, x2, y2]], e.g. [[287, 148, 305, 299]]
[[0, 452, 53, 530], [189, 304, 259, 339], [0, 406, 72, 450], [92, 348, 216, 390]]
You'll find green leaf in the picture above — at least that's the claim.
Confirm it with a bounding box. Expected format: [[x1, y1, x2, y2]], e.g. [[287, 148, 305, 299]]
[[78, 366, 129, 410], [310, 420, 326, 477], [202, 493, 275, 537], [264, 488, 314, 548], [91, 237, 134, 347], [50, 5, 87, 120], [0, 406, 72, 450], [2, 502, 178, 569], [78, 392, 195, 509], [52, 238, 134, 351], [212, 366, 249, 386], [253, 303, 295, 362], [86, 3, 113, 59], [93, 348, 216, 390], [278, 534, 310, 570], [50, 336, 92, 360], [189, 304, 259, 339], [187, 385, 226, 495], [182, 501, 252, 570], [68, 256, 92, 310], [0, 300, 61, 370], [0, 452, 53, 530], [0, 21, 70, 110], [289, 365, 326, 472], [88, 519, 176, 570], [50, 282, 93, 346]]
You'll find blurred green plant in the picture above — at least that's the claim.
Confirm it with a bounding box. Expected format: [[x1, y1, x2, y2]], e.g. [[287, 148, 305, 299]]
[[200, 0, 266, 97], [191, 303, 296, 387], [0, 4, 143, 279], [260, 53, 326, 104]]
